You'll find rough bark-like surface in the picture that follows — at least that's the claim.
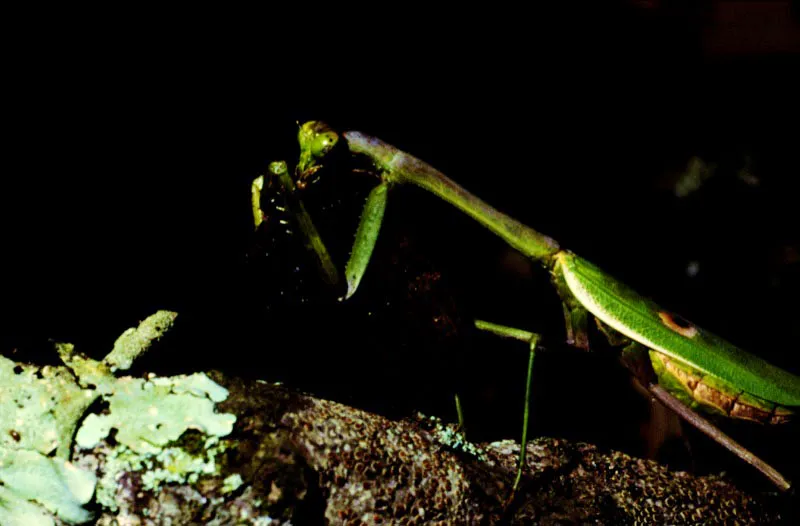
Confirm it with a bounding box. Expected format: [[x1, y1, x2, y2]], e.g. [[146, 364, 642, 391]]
[[78, 371, 784, 525]]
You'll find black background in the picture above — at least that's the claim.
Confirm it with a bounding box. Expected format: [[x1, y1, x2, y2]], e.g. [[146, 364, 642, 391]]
[[3, 2, 799, 496]]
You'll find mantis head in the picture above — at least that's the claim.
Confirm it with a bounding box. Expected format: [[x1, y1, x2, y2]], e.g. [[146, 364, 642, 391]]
[[253, 121, 387, 302], [297, 121, 340, 187]]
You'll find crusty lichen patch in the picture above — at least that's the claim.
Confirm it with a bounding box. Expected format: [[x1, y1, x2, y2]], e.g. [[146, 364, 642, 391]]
[[414, 413, 487, 461], [75, 373, 235, 454], [0, 311, 237, 525], [0, 351, 99, 526], [0, 355, 95, 459], [0, 448, 96, 525], [80, 433, 235, 514]]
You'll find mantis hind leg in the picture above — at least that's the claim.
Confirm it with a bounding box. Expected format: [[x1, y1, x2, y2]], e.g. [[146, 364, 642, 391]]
[[514, 335, 539, 493], [620, 341, 792, 491], [473, 320, 541, 497]]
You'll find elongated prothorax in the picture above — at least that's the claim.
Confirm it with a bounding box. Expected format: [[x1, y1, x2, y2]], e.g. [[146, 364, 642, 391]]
[[343, 131, 561, 264]]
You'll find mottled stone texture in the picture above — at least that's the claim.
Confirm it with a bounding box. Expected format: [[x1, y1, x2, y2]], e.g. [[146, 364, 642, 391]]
[[80, 372, 784, 525]]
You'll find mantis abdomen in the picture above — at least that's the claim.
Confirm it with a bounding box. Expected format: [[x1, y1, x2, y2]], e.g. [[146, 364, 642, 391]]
[[650, 351, 793, 424], [556, 251, 800, 424]]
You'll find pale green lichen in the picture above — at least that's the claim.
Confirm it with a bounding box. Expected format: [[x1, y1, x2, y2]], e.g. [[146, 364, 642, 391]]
[[0, 310, 236, 524], [416, 413, 487, 461], [146, 436, 229, 489], [93, 446, 146, 511], [75, 372, 236, 454], [222, 473, 244, 494], [104, 310, 178, 373], [253, 516, 282, 526], [92, 433, 235, 512], [91, 436, 234, 512], [0, 354, 96, 458], [0, 485, 54, 526], [153, 371, 230, 402], [0, 352, 98, 525], [0, 448, 95, 526]]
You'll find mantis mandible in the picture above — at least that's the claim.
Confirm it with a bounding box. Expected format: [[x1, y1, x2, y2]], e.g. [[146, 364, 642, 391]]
[[253, 121, 799, 495]]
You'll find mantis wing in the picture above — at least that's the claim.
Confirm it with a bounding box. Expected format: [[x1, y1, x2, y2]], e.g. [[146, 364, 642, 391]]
[[557, 251, 800, 407]]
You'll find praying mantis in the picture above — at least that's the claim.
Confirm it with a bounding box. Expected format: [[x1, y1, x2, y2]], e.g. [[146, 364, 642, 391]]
[[252, 121, 799, 496]]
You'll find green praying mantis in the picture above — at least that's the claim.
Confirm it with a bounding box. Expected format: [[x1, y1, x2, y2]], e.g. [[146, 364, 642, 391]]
[[252, 121, 800, 496]]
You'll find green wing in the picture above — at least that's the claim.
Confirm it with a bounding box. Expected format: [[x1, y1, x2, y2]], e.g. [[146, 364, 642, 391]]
[[557, 251, 800, 407]]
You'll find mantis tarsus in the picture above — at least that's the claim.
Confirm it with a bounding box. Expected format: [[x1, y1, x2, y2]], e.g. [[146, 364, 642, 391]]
[[254, 121, 800, 496]]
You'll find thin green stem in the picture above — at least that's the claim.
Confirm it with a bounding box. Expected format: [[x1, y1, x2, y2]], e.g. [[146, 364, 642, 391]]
[[455, 393, 465, 432], [343, 132, 561, 265]]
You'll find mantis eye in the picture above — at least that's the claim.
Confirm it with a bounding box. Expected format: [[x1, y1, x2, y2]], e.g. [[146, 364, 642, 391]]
[[658, 311, 698, 338], [309, 130, 338, 158], [298, 121, 340, 169]]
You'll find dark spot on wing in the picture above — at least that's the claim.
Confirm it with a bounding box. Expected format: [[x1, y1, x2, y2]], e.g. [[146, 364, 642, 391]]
[[657, 311, 698, 338]]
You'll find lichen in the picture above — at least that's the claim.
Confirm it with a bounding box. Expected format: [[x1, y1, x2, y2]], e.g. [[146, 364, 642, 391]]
[[0, 310, 236, 524], [74, 373, 235, 454], [91, 436, 233, 512], [222, 473, 244, 494], [104, 310, 178, 373], [91, 445, 145, 511], [0, 353, 97, 525], [415, 413, 487, 461], [0, 448, 95, 526], [0, 354, 96, 459]]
